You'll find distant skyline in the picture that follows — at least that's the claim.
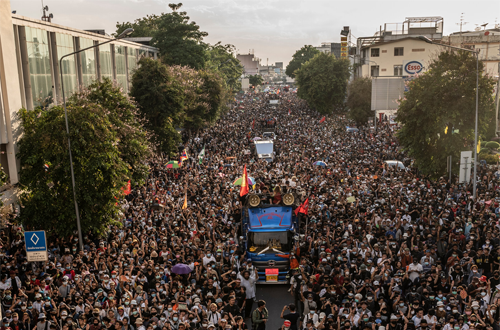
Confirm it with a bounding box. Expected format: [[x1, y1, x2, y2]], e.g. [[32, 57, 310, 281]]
[[10, 0, 500, 67]]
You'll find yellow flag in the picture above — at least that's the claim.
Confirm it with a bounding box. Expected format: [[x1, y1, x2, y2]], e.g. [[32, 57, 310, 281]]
[[444, 126, 448, 134], [181, 192, 187, 210], [477, 138, 481, 154]]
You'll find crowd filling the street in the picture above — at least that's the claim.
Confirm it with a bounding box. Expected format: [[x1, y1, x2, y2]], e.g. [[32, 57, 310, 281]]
[[2, 90, 500, 330]]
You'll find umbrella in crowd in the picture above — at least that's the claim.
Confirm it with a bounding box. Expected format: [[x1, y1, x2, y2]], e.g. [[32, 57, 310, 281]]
[[171, 263, 192, 274], [166, 161, 180, 168], [233, 176, 256, 186], [313, 161, 327, 167]]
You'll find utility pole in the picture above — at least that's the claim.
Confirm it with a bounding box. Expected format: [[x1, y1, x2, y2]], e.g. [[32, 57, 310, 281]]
[[456, 13, 468, 38]]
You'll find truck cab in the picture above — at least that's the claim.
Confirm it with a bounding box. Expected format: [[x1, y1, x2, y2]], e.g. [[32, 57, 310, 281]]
[[241, 204, 298, 283], [254, 140, 274, 162]]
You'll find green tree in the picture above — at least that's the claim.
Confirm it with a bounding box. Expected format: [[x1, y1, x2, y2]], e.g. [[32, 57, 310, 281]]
[[130, 57, 183, 155], [347, 77, 373, 125], [397, 51, 496, 178], [295, 52, 351, 114], [115, 14, 162, 38], [151, 3, 208, 69], [17, 105, 130, 237], [248, 74, 263, 87], [68, 78, 150, 185], [206, 42, 243, 93], [285, 45, 321, 78]]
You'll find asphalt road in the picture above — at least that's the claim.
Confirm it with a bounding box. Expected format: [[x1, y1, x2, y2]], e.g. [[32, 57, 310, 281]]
[[253, 284, 295, 330]]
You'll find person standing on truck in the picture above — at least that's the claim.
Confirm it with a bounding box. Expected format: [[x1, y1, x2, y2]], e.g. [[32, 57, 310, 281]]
[[238, 269, 259, 319], [275, 242, 301, 272], [252, 300, 268, 330]]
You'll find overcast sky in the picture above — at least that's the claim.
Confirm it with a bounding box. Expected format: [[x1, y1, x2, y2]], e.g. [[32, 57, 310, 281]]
[[10, 0, 500, 66]]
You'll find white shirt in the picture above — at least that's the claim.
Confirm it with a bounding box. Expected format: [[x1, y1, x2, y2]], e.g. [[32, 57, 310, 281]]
[[408, 263, 423, 281], [238, 272, 257, 299]]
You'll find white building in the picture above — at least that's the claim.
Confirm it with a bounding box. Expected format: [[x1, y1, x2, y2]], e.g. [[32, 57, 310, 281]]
[[0, 0, 158, 203]]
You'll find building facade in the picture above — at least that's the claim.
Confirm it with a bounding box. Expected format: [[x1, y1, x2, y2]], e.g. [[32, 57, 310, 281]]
[[236, 54, 259, 76], [0, 1, 158, 197]]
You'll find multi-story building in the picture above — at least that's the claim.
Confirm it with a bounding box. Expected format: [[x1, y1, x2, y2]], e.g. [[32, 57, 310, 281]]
[[236, 53, 260, 76], [0, 0, 158, 202], [315, 42, 342, 59]]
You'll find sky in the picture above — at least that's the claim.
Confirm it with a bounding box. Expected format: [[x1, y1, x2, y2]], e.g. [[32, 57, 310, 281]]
[[10, 0, 500, 67]]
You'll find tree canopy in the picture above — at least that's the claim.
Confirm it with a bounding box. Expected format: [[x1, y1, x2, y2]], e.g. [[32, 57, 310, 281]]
[[68, 79, 150, 185], [347, 77, 373, 125], [295, 52, 351, 115], [129, 58, 183, 155], [248, 74, 263, 87], [206, 42, 243, 93], [285, 45, 321, 78], [18, 103, 132, 237], [115, 14, 162, 38], [397, 51, 496, 178], [151, 3, 208, 70]]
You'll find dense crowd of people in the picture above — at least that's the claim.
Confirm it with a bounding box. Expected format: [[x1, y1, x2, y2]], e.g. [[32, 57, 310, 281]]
[[1, 90, 500, 330]]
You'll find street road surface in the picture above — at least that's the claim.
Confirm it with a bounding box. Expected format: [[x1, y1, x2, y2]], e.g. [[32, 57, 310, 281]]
[[255, 284, 294, 329]]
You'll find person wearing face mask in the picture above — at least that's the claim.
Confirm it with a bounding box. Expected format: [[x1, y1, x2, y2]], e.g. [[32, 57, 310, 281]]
[[33, 313, 50, 330], [8, 313, 24, 330]]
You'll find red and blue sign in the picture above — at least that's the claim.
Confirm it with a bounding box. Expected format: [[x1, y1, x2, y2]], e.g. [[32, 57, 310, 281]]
[[404, 61, 424, 75]]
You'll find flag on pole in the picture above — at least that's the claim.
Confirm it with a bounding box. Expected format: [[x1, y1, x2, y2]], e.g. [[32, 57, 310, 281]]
[[198, 145, 206, 165], [180, 149, 188, 164], [319, 116, 326, 124], [240, 165, 249, 197], [445, 126, 448, 134], [294, 198, 309, 216], [477, 138, 481, 154], [288, 109, 291, 115], [121, 180, 131, 195]]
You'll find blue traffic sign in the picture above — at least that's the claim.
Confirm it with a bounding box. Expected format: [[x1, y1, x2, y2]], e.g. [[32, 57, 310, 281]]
[[24, 231, 47, 252]]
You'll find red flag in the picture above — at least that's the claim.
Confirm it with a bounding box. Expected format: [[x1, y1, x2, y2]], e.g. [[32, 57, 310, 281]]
[[252, 119, 255, 130], [240, 165, 249, 197], [288, 109, 291, 115], [294, 198, 309, 216], [319, 116, 326, 124], [121, 180, 131, 195]]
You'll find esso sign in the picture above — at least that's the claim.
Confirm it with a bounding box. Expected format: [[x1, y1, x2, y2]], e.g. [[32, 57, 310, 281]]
[[404, 61, 423, 75]]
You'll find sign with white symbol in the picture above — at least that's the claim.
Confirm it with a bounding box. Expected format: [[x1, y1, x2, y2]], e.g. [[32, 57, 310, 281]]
[[24, 230, 48, 262]]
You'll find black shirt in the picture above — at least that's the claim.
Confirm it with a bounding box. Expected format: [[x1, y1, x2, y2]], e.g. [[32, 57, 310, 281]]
[[283, 312, 301, 330]]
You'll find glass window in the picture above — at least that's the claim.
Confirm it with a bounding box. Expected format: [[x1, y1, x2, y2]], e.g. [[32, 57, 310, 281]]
[[138, 49, 147, 60], [25, 27, 53, 108], [127, 47, 137, 84], [394, 65, 403, 76], [394, 47, 404, 56], [115, 45, 127, 93], [55, 33, 78, 96], [371, 48, 380, 57], [80, 38, 97, 87], [99, 43, 112, 79]]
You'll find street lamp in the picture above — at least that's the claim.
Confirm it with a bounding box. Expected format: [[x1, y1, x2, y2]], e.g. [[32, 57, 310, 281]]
[[59, 28, 134, 250], [417, 36, 479, 200]]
